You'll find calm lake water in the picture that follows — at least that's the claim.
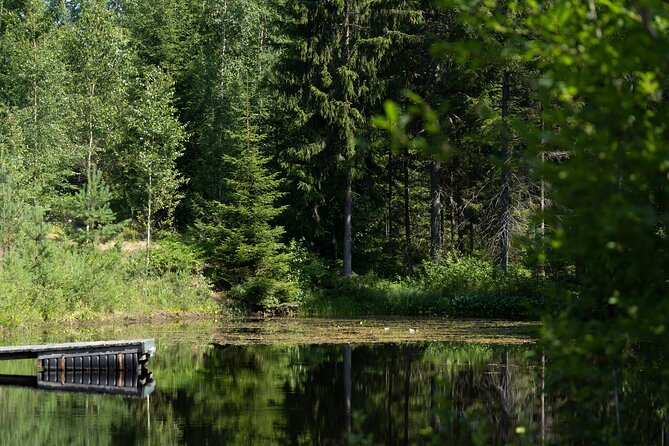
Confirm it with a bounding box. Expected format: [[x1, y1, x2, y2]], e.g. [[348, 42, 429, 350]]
[[0, 318, 559, 445]]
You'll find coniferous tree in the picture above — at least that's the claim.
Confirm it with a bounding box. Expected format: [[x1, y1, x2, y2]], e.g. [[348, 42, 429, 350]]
[[67, 165, 122, 245], [0, 144, 51, 282], [196, 114, 291, 309], [271, 0, 420, 277]]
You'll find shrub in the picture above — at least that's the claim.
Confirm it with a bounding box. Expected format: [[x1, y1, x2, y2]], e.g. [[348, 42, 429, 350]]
[[0, 230, 216, 328], [302, 256, 552, 319], [229, 276, 302, 311], [150, 233, 205, 275]]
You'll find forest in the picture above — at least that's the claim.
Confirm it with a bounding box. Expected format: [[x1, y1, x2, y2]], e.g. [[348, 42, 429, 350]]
[[0, 0, 555, 321], [0, 0, 666, 320], [0, 0, 665, 318], [0, 0, 667, 443]]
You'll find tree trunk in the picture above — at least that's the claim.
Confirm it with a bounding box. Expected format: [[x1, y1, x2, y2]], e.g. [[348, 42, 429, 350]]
[[387, 146, 393, 245], [146, 171, 152, 275], [430, 158, 441, 261], [539, 151, 546, 277], [343, 176, 353, 278], [455, 182, 464, 253], [403, 145, 413, 275], [500, 70, 511, 273], [87, 83, 96, 174], [342, 0, 353, 279], [449, 171, 455, 252]]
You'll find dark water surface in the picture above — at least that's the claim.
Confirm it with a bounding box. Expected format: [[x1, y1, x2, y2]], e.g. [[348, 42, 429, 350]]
[[0, 318, 547, 445]]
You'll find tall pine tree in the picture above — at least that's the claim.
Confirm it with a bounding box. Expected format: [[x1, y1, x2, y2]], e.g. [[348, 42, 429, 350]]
[[271, 0, 420, 277]]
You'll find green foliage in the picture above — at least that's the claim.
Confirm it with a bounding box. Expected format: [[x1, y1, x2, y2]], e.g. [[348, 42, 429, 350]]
[[0, 237, 215, 329], [287, 239, 341, 292], [534, 1, 669, 441], [149, 232, 205, 275], [419, 255, 537, 298], [195, 120, 295, 310], [0, 152, 49, 263], [425, 0, 669, 442], [65, 165, 124, 244], [303, 257, 549, 319], [119, 66, 186, 227], [270, 0, 423, 265], [0, 0, 76, 204]]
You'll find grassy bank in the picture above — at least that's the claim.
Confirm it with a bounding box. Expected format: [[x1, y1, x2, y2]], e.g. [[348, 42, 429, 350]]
[[1, 231, 553, 327], [299, 257, 555, 320], [0, 235, 218, 329]]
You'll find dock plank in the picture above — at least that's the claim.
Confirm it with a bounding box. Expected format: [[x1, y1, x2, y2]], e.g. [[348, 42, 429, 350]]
[[0, 339, 155, 361]]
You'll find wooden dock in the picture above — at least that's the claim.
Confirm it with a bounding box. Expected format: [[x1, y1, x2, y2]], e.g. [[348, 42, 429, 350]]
[[0, 339, 156, 370]]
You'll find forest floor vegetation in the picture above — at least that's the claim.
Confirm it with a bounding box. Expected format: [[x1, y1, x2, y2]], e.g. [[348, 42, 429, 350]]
[[0, 233, 217, 330], [0, 231, 552, 328], [291, 252, 555, 320]]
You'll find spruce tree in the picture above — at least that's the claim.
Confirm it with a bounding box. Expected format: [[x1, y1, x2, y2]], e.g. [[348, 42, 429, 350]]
[[195, 115, 291, 310], [68, 165, 122, 245], [271, 0, 420, 277]]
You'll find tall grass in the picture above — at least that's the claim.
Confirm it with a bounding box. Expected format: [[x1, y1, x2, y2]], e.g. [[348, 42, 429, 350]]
[[0, 237, 216, 329], [301, 256, 553, 320]]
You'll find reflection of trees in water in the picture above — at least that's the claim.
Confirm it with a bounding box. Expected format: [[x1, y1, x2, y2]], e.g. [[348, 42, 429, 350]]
[[278, 343, 550, 446], [429, 345, 554, 445], [16, 341, 669, 445], [548, 349, 669, 446], [148, 342, 549, 446]]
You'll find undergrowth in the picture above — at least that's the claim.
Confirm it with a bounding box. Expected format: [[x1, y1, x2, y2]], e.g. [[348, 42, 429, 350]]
[[0, 234, 216, 329], [299, 256, 555, 320]]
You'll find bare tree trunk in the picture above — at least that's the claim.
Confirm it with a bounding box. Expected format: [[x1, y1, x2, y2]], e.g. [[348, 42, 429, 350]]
[[440, 197, 445, 252], [500, 71, 511, 273], [343, 177, 353, 278], [387, 146, 393, 244], [449, 172, 456, 252], [455, 183, 464, 253], [403, 145, 413, 275], [342, 0, 353, 279], [146, 171, 152, 276], [430, 158, 441, 261], [539, 151, 546, 277]]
